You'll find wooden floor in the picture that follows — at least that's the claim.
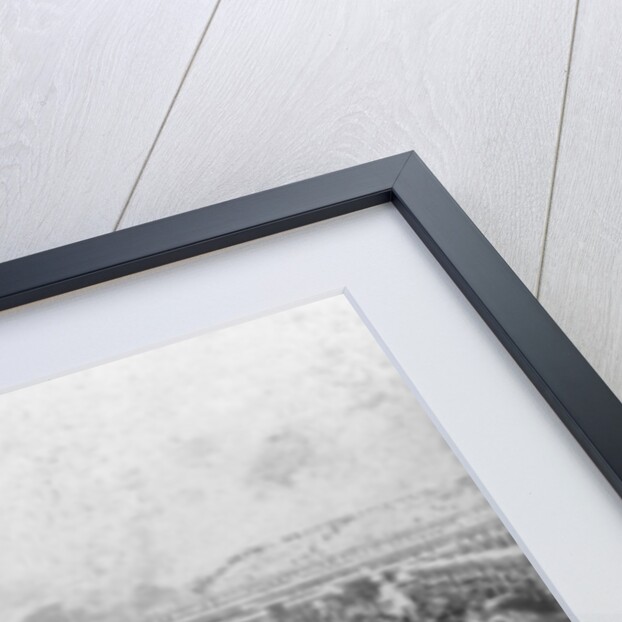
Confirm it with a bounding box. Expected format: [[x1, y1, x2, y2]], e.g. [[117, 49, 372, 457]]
[[2, 1, 620, 399]]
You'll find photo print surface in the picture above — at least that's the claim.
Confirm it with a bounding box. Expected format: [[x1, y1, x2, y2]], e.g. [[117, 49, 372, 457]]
[[0, 296, 568, 622]]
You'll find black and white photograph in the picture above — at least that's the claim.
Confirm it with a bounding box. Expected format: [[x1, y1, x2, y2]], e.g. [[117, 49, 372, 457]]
[[3, 3, 622, 620], [0, 296, 568, 622]]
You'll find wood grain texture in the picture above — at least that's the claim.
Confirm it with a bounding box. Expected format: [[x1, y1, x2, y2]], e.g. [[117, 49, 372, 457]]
[[539, 1, 622, 399], [0, 0, 218, 262], [119, 0, 576, 290]]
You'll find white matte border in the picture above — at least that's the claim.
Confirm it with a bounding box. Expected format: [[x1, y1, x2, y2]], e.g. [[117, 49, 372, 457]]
[[1, 205, 620, 621]]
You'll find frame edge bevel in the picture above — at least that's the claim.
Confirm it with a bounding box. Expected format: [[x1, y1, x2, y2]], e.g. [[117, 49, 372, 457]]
[[392, 151, 622, 499], [0, 152, 411, 312]]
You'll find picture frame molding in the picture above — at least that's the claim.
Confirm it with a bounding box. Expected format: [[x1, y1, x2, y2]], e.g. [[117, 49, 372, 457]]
[[2, 150, 621, 500]]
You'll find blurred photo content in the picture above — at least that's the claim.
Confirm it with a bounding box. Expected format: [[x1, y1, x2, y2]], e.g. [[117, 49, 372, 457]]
[[0, 296, 568, 622]]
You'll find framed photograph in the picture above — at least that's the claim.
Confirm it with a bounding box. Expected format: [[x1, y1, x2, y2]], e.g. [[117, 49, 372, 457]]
[[0, 152, 620, 622]]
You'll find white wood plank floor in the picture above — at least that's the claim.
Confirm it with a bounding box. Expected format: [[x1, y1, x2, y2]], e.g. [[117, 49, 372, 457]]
[[0, 0, 219, 261], [539, 0, 622, 400], [118, 0, 576, 290], [3, 0, 621, 400]]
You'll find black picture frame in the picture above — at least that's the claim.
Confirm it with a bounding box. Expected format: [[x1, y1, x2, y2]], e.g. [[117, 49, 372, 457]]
[[1, 151, 621, 500]]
